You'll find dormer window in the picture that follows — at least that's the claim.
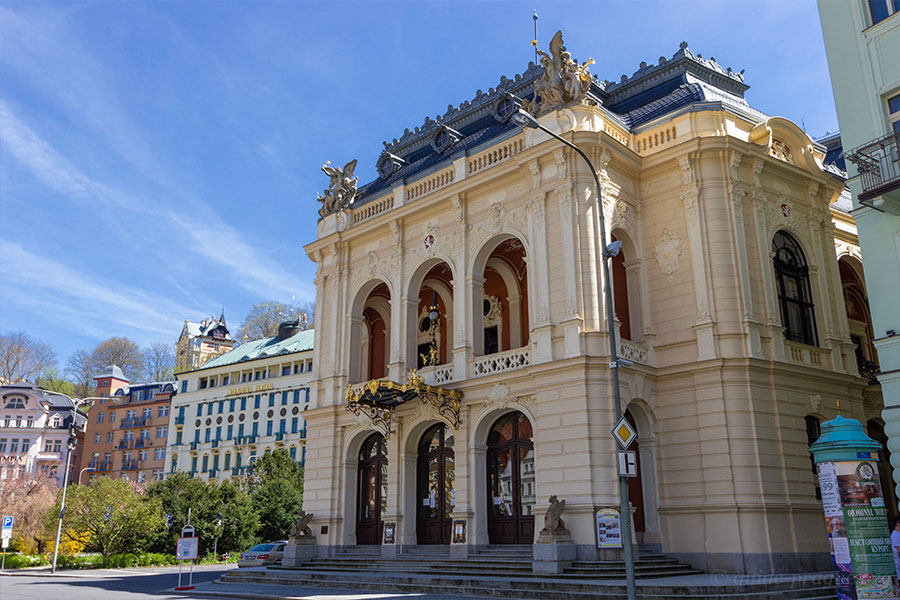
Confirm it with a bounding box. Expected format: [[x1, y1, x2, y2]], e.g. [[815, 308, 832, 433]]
[[4, 397, 25, 409], [431, 124, 463, 154], [377, 152, 407, 179], [50, 415, 61, 428]]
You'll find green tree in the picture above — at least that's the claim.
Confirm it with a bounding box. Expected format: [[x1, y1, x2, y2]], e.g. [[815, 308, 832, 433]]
[[218, 480, 259, 552], [250, 448, 304, 492], [48, 477, 164, 558], [146, 473, 258, 553], [36, 369, 76, 396], [252, 479, 302, 542], [145, 472, 219, 552]]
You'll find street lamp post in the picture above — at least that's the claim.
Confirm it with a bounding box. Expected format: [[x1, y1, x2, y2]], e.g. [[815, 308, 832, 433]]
[[49, 395, 96, 574], [500, 94, 637, 600], [78, 467, 95, 485], [51, 426, 78, 573]]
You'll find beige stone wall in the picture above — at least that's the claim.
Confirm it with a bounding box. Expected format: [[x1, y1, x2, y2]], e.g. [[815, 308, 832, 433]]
[[302, 103, 881, 573]]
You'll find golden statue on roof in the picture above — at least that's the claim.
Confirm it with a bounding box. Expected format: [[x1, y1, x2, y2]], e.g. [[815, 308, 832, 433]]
[[527, 30, 594, 114]]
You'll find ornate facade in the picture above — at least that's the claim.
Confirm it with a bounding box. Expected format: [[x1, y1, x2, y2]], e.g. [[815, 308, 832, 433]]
[[0, 383, 87, 486], [174, 312, 235, 374], [302, 33, 883, 574], [167, 320, 314, 481]]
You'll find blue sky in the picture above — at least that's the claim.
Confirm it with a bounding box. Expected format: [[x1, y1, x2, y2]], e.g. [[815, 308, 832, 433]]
[[0, 0, 839, 366]]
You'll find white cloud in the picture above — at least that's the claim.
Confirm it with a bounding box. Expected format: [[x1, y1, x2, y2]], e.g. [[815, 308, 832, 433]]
[[0, 100, 311, 302], [0, 241, 192, 342]]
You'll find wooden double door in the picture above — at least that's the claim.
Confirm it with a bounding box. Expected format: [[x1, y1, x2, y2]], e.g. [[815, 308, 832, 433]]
[[356, 433, 388, 545], [486, 411, 535, 544], [416, 424, 455, 545]]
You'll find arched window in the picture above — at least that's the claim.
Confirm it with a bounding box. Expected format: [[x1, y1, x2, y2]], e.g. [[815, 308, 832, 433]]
[[773, 232, 817, 346]]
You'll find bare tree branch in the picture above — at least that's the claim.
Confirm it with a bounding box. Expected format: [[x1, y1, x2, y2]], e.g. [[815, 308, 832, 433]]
[[0, 331, 57, 384], [143, 342, 175, 381], [90, 337, 144, 382], [65, 349, 96, 398]]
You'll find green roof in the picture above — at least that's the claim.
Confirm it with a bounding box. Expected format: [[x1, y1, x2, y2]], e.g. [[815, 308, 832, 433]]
[[199, 329, 314, 370]]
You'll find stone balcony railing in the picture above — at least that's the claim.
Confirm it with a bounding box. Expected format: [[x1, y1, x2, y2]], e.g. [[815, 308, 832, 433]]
[[618, 338, 650, 365], [472, 347, 531, 377], [784, 340, 827, 369], [419, 364, 454, 385]]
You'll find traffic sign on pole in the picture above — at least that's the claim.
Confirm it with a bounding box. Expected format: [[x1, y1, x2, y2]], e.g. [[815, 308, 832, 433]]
[[611, 417, 636, 450], [616, 450, 638, 478]]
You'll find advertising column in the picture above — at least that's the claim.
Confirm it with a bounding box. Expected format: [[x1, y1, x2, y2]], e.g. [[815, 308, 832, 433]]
[[810, 415, 899, 600]]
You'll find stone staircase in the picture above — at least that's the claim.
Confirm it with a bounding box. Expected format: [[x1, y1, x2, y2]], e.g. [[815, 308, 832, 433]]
[[217, 545, 836, 600]]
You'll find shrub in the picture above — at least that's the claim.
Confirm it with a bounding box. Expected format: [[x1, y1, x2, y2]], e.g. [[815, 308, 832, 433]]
[[2, 553, 49, 569]]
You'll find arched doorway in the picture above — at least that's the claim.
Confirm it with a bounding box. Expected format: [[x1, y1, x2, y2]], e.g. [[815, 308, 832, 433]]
[[416, 424, 455, 545], [487, 411, 535, 544], [625, 410, 645, 535], [357, 433, 388, 545]]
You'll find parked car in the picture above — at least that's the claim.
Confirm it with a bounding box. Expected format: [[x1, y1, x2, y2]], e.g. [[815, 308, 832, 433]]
[[237, 541, 288, 567]]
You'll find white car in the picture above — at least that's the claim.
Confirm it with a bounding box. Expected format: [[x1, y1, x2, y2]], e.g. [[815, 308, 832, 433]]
[[237, 541, 288, 567]]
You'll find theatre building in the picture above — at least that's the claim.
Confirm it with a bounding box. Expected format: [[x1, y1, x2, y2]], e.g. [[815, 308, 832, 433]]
[[301, 33, 885, 574]]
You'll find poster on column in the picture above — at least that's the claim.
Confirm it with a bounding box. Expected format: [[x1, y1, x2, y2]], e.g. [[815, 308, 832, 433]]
[[834, 460, 898, 599], [820, 462, 856, 599]]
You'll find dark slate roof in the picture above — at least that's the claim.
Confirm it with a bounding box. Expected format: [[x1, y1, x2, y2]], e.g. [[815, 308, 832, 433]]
[[818, 132, 846, 174], [94, 364, 127, 381], [0, 383, 87, 429], [360, 118, 518, 199], [349, 41, 762, 208], [114, 381, 177, 396]]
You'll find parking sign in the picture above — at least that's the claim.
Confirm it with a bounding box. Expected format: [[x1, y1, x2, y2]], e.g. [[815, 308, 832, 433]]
[[2, 516, 13, 537]]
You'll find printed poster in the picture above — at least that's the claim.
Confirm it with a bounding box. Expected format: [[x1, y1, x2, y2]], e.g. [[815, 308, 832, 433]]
[[596, 508, 622, 548]]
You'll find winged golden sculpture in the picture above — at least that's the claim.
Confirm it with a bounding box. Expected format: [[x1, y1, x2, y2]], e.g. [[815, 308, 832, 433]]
[[527, 30, 594, 115], [317, 159, 359, 219]]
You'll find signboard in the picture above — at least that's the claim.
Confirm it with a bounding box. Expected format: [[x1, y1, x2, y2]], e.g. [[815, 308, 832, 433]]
[[176, 536, 199, 561], [1, 537, 8, 549], [452, 520, 466, 544], [596, 508, 622, 548], [383, 522, 395, 545], [818, 459, 898, 599], [617, 451, 637, 478], [1, 516, 12, 538], [611, 417, 636, 450]]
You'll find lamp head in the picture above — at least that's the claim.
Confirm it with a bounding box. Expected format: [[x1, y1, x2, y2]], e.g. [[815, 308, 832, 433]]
[[606, 240, 623, 258]]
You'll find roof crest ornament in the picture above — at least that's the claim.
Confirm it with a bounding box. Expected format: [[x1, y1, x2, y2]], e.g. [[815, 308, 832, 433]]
[[317, 159, 359, 220], [604, 41, 746, 98], [524, 30, 594, 115]]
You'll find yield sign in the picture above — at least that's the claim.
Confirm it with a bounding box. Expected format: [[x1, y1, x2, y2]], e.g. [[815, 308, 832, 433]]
[[611, 417, 636, 450]]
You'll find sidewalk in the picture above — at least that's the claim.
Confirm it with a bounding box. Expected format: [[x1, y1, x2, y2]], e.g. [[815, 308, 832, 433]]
[[0, 563, 231, 578], [177, 570, 837, 600]]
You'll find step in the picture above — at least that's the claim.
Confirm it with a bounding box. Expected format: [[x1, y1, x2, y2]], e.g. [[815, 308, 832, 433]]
[[218, 569, 836, 600]]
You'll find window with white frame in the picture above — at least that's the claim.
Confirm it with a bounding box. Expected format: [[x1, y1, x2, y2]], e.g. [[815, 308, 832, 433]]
[[4, 398, 24, 409], [888, 92, 900, 135], [866, 0, 899, 26], [154, 447, 165, 460]]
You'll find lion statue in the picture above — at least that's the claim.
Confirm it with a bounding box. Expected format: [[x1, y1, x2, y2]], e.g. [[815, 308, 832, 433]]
[[289, 511, 314, 540], [541, 495, 567, 534]]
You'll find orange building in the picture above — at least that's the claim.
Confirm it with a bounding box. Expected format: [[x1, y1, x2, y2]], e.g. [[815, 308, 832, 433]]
[[80, 366, 174, 484]]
